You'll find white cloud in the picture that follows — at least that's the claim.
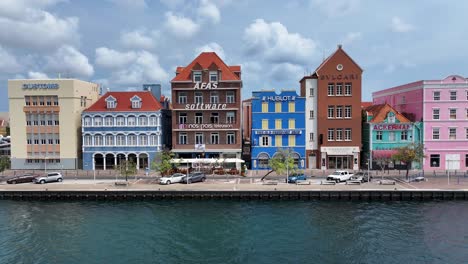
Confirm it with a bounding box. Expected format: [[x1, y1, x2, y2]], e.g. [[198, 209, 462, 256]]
[[270, 63, 303, 82], [159, 0, 186, 9], [95, 47, 137, 68], [0, 46, 21, 73], [391, 16, 415, 33], [195, 42, 225, 59], [164, 12, 200, 39], [120, 29, 158, 50], [28, 71, 49, 79], [46, 45, 94, 77], [342, 32, 362, 45], [92, 78, 110, 88], [310, 0, 360, 17], [108, 0, 147, 9], [243, 19, 317, 65], [197, 0, 221, 24], [0, 1, 79, 51]]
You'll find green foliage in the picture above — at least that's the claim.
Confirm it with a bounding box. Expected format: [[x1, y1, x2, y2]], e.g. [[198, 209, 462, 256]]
[[151, 150, 174, 176], [115, 160, 137, 181], [269, 148, 298, 176], [0, 156, 10, 172], [392, 143, 425, 178]]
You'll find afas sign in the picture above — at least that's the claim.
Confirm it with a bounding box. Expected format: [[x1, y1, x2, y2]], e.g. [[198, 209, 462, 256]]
[[194, 82, 218, 89]]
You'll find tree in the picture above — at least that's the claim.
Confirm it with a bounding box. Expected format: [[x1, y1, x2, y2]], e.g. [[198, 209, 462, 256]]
[[115, 160, 137, 181], [151, 150, 174, 176], [373, 152, 392, 175], [261, 148, 298, 181], [0, 156, 10, 172], [392, 143, 425, 180]]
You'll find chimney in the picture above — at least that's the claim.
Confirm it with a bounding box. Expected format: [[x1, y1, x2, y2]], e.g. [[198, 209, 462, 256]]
[[338, 44, 342, 49]]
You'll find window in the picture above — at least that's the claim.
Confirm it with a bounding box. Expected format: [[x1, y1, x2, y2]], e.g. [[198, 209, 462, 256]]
[[466, 109, 468, 119], [41, 138, 46, 144], [466, 154, 468, 167], [106, 134, 114, 146], [94, 116, 102, 126], [388, 112, 395, 123], [137, 116, 146, 126], [402, 96, 406, 104], [195, 133, 204, 144], [288, 101, 295, 112], [46, 97, 51, 106], [389, 131, 395, 141], [275, 135, 282, 146], [309, 132, 314, 142], [309, 110, 314, 119], [193, 71, 202, 82], [210, 113, 219, 124], [336, 129, 343, 141], [432, 128, 440, 139], [260, 136, 270, 146], [449, 128, 456, 139], [450, 91, 457, 100], [226, 91, 235, 103], [39, 97, 44, 106], [288, 119, 295, 129], [54, 115, 59, 126], [195, 113, 203, 124], [132, 98, 141, 109], [430, 154, 440, 167], [336, 106, 343, 118], [433, 91, 440, 101], [376, 131, 383, 140], [53, 97, 58, 106], [309, 88, 314, 97], [40, 118, 46, 126], [345, 128, 352, 141], [150, 134, 157, 145], [275, 102, 281, 112], [25, 96, 31, 106], [105, 116, 113, 126], [275, 119, 282, 129], [179, 133, 187, 144], [139, 135, 148, 145], [466, 91, 468, 100], [84, 117, 91, 126], [178, 92, 187, 104], [149, 116, 157, 126], [288, 135, 296, 146], [262, 102, 268, 112], [328, 83, 334, 96], [107, 101, 115, 109], [449, 109, 457, 119], [95, 135, 103, 146], [83, 135, 92, 146], [194, 92, 203, 104], [328, 129, 334, 141], [209, 71, 218, 82], [32, 97, 38, 106], [345, 106, 352, 118], [226, 112, 235, 123], [116, 134, 125, 146], [210, 91, 219, 103], [116, 116, 125, 126], [211, 133, 219, 144], [127, 134, 136, 146], [227, 133, 235, 144], [262, 119, 268, 129], [432, 109, 440, 120], [179, 113, 187, 124], [328, 106, 334, 119], [48, 138, 53, 144], [466, 128, 468, 139], [401, 130, 408, 140], [127, 116, 136, 126], [336, 83, 343, 95], [345, 83, 352, 96]]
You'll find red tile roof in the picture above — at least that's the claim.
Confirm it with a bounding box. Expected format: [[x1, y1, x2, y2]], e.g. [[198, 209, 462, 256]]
[[361, 101, 373, 109], [172, 52, 241, 82], [84, 91, 162, 112], [365, 103, 410, 123]]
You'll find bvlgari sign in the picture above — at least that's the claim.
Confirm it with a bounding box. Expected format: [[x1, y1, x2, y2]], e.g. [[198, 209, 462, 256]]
[[194, 82, 218, 89], [320, 74, 359, 81]]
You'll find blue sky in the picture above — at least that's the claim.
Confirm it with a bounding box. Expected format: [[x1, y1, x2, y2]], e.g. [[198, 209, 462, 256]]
[[2, 0, 468, 112]]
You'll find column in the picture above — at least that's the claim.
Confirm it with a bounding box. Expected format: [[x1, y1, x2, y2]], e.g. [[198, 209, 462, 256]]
[[103, 156, 106, 171], [136, 154, 140, 170]]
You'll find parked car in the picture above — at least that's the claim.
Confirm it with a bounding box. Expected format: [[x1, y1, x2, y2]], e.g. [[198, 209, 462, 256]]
[[350, 172, 372, 183], [287, 173, 307, 183], [181, 172, 206, 184], [159, 173, 186, 185], [7, 174, 38, 184], [34, 172, 63, 184], [326, 170, 354, 183]]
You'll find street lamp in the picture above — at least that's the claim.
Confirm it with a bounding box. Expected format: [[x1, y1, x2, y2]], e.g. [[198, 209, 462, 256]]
[[367, 158, 370, 182], [44, 156, 47, 173]]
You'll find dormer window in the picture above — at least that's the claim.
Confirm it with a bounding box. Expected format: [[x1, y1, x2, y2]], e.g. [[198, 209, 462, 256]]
[[193, 71, 202, 82], [131, 95, 142, 109], [388, 112, 395, 123], [105, 96, 116, 109], [209, 71, 218, 82]]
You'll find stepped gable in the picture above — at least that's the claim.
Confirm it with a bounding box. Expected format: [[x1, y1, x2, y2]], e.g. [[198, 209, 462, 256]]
[[84, 91, 162, 112]]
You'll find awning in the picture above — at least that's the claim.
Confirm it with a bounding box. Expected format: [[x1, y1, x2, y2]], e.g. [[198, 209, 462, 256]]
[[372, 150, 397, 158]]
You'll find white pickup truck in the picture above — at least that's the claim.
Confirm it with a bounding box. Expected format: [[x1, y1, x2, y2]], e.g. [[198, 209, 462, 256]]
[[326, 170, 354, 183]]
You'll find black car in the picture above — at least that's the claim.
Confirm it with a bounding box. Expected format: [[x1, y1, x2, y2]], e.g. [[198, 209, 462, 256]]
[[7, 174, 38, 184], [181, 172, 206, 184]]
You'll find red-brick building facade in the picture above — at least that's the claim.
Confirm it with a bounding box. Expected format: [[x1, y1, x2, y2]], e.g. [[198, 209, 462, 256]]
[[171, 52, 242, 160]]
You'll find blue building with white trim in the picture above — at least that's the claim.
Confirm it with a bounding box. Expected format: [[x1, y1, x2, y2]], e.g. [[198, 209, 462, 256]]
[[250, 90, 306, 170], [81, 91, 163, 171]]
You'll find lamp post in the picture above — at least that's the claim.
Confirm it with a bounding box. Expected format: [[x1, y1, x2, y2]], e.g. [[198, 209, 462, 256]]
[[367, 158, 370, 182], [93, 158, 96, 184], [44, 156, 47, 173]]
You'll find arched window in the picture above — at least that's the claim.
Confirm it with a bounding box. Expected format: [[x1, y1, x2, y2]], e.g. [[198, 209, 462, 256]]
[[128, 116, 136, 126], [116, 115, 125, 126], [257, 153, 270, 168], [105, 116, 114, 126], [84, 134, 92, 146], [116, 134, 125, 146], [83, 116, 91, 127], [149, 115, 157, 126], [128, 134, 136, 145], [95, 135, 103, 146], [138, 115, 147, 126], [94, 116, 102, 126], [105, 134, 114, 146], [139, 134, 148, 146]]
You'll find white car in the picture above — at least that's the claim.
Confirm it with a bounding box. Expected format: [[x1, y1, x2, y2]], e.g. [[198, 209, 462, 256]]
[[159, 173, 186, 185], [326, 170, 354, 183]]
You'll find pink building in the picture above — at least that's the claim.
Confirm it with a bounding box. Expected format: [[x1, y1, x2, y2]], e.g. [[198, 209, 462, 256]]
[[373, 75, 468, 171]]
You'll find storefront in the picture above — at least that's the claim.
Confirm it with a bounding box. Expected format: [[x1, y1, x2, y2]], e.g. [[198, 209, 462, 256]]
[[321, 146, 359, 170]]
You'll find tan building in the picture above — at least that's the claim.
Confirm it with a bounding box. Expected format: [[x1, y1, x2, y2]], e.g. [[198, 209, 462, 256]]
[[8, 79, 100, 170]]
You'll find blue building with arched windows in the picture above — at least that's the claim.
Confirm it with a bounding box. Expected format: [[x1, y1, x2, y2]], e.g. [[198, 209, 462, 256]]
[[250, 90, 306, 170], [81, 91, 163, 170]]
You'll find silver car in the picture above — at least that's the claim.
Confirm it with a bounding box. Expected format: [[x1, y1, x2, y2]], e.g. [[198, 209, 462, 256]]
[[34, 172, 63, 184], [159, 173, 186, 185]]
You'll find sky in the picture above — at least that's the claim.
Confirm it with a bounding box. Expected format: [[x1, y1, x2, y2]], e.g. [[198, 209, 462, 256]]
[[2, 0, 468, 112]]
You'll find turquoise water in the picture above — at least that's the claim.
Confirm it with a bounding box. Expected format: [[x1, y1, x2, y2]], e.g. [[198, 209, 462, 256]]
[[0, 200, 467, 264]]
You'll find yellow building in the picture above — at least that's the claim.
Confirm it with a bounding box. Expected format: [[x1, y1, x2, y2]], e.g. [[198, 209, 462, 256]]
[[8, 79, 100, 170]]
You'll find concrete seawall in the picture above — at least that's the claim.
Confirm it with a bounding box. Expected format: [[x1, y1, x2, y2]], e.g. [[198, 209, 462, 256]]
[[1, 190, 467, 201]]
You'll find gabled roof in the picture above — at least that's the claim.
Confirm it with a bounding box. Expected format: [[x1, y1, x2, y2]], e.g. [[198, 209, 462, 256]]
[[361, 101, 373, 109], [171, 52, 241, 82], [314, 44, 363, 75], [84, 91, 162, 112], [365, 103, 410, 123]]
